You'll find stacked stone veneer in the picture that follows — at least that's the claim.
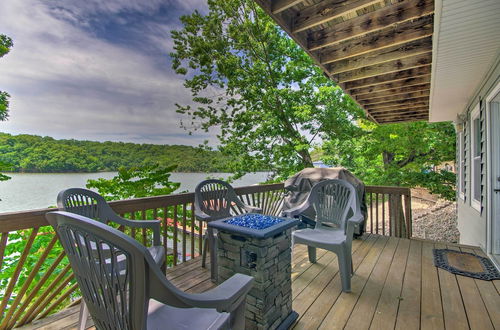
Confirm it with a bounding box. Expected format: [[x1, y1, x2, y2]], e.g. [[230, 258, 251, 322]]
[[217, 229, 293, 330]]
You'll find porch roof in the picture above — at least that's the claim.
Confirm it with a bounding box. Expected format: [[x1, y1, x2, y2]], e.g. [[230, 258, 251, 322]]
[[255, 0, 434, 124]]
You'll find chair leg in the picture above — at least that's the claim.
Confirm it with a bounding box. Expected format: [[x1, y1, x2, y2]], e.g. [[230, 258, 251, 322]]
[[208, 228, 218, 282], [78, 300, 89, 330], [308, 246, 317, 263], [202, 235, 208, 268], [338, 249, 352, 293]]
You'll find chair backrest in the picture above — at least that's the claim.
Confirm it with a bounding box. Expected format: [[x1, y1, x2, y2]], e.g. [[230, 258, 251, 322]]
[[46, 211, 190, 330], [57, 188, 113, 224], [309, 179, 357, 232], [46, 211, 148, 329], [194, 179, 242, 220]]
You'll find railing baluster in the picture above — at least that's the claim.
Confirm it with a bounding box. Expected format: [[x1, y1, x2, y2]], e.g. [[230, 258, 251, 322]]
[[162, 206, 168, 270], [182, 203, 187, 262], [190, 203, 195, 258], [375, 193, 379, 234], [369, 192, 373, 234], [0, 228, 39, 321], [141, 209, 147, 245], [173, 206, 178, 266], [382, 194, 386, 236], [0, 232, 8, 270]]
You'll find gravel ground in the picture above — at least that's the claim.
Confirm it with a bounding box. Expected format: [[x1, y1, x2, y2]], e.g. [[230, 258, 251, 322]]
[[412, 199, 460, 243]]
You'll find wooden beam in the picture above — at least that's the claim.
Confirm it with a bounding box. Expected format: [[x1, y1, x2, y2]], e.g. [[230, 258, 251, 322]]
[[292, 0, 381, 33], [373, 110, 429, 119], [328, 37, 432, 74], [319, 15, 433, 64], [272, 0, 304, 14], [363, 96, 429, 109], [369, 106, 429, 116], [344, 65, 431, 90], [308, 0, 434, 51], [334, 52, 431, 83], [350, 75, 431, 96], [356, 83, 430, 100], [366, 101, 429, 112], [359, 90, 430, 105]]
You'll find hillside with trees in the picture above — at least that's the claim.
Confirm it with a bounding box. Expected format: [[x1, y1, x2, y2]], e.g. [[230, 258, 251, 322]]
[[0, 132, 233, 173]]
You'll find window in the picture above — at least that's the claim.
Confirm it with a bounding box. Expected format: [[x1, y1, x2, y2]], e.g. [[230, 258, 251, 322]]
[[458, 131, 465, 200], [471, 105, 481, 211]]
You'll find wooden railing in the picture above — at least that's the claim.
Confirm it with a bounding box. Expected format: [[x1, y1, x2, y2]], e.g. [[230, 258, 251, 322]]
[[0, 183, 409, 328]]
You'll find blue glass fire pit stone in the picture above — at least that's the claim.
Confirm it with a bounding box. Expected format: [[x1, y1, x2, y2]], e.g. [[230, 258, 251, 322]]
[[208, 213, 299, 239], [225, 214, 284, 230]]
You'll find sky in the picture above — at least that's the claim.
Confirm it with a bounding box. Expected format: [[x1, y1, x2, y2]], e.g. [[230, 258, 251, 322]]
[[0, 0, 216, 146]]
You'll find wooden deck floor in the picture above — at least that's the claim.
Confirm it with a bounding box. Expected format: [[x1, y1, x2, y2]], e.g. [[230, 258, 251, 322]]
[[19, 234, 500, 330]]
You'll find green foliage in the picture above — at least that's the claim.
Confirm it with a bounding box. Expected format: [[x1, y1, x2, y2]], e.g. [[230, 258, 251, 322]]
[[170, 0, 363, 181], [0, 132, 234, 173], [322, 120, 457, 200], [0, 34, 13, 122], [86, 164, 181, 200]]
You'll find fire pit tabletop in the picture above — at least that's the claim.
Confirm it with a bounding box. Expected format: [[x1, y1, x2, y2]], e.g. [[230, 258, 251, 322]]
[[208, 213, 300, 239]]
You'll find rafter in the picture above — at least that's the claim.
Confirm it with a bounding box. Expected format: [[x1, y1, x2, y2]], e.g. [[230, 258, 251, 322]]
[[373, 109, 429, 119], [292, 0, 381, 33], [378, 115, 428, 124], [366, 101, 429, 113], [349, 75, 431, 96], [308, 0, 434, 51], [334, 53, 431, 83], [272, 0, 304, 14], [344, 65, 431, 90], [369, 106, 429, 116], [360, 90, 430, 105], [356, 83, 430, 101], [319, 15, 433, 64], [328, 37, 432, 74]]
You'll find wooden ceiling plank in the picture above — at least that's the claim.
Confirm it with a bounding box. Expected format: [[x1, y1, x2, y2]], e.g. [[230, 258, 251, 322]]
[[328, 36, 432, 74], [344, 65, 431, 90], [355, 83, 430, 100], [369, 105, 429, 115], [334, 52, 432, 83], [308, 0, 434, 51], [319, 15, 433, 64], [359, 90, 430, 105], [366, 101, 429, 112], [292, 0, 381, 33], [272, 0, 305, 14], [363, 96, 429, 109], [373, 110, 429, 118], [350, 75, 431, 96]]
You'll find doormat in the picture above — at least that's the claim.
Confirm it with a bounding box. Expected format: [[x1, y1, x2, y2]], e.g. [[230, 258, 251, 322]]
[[433, 249, 500, 280]]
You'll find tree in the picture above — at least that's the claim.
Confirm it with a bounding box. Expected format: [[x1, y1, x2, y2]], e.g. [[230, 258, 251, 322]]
[[86, 164, 181, 201], [1, 34, 13, 121], [322, 120, 457, 200], [170, 0, 363, 180]]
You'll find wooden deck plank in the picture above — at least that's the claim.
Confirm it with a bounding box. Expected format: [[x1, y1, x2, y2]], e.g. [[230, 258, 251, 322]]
[[292, 234, 371, 321], [19, 235, 498, 330], [292, 234, 380, 330], [434, 243, 469, 330], [395, 239, 422, 330], [369, 238, 411, 329], [450, 246, 494, 330], [343, 237, 400, 330], [317, 235, 390, 330], [461, 248, 500, 328], [420, 240, 445, 329]]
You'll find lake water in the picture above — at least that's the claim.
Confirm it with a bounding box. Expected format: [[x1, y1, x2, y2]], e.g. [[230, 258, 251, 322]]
[[0, 172, 269, 213]]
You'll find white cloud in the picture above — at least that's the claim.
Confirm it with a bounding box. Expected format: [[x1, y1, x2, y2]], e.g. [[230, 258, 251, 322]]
[[0, 0, 217, 146]]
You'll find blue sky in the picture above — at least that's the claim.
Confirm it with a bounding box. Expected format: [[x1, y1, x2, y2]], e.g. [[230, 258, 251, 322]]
[[0, 0, 215, 146]]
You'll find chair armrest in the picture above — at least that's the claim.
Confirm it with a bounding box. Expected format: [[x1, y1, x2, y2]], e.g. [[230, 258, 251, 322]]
[[108, 213, 161, 246], [179, 274, 254, 312], [281, 200, 310, 218], [194, 209, 212, 222]]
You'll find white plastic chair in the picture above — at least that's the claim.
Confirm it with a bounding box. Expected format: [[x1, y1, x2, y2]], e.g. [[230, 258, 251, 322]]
[[283, 179, 363, 292]]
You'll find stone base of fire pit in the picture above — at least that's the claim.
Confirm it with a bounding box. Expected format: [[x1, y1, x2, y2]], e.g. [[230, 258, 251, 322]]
[[217, 228, 298, 330]]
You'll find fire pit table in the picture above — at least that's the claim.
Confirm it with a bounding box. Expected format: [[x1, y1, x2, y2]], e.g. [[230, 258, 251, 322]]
[[208, 214, 300, 330]]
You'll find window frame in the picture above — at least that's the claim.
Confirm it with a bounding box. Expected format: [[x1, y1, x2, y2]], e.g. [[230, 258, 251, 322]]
[[470, 104, 481, 211], [458, 130, 465, 200]]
